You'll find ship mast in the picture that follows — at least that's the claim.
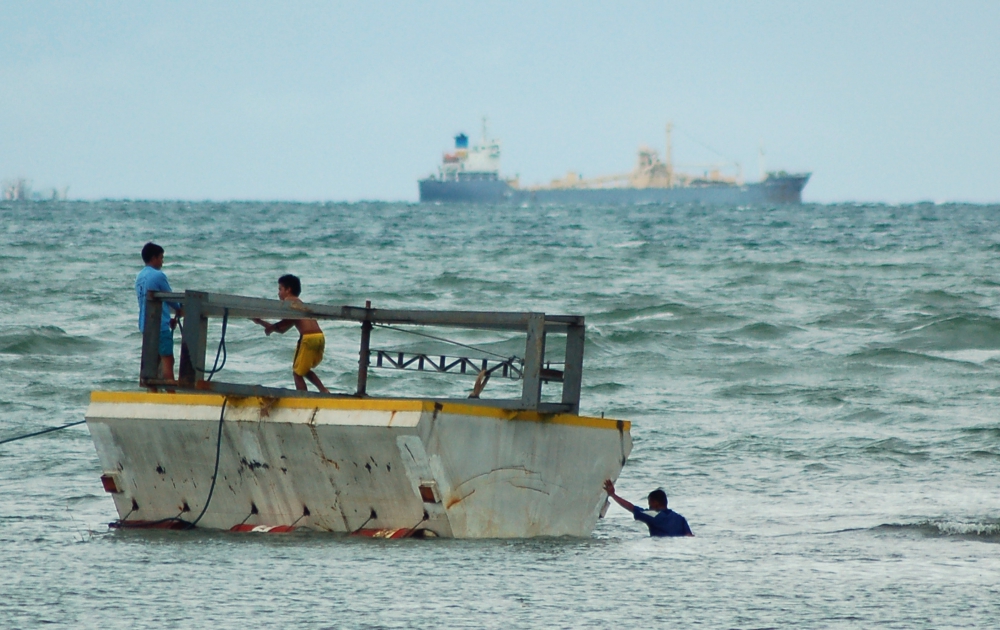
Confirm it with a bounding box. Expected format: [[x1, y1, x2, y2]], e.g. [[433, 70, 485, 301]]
[[665, 122, 674, 188]]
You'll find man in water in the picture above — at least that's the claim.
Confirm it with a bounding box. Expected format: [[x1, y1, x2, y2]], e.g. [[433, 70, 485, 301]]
[[252, 274, 330, 393], [135, 242, 183, 381], [603, 479, 693, 537]]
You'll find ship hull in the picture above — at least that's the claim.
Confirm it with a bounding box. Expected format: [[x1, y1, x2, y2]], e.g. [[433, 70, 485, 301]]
[[419, 174, 810, 205], [419, 178, 515, 203], [86, 392, 632, 538]]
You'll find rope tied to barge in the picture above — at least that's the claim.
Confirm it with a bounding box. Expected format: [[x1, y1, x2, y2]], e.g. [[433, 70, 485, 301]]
[[0, 419, 88, 447]]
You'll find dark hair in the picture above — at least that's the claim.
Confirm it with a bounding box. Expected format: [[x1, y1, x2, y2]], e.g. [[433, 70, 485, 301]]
[[278, 274, 302, 297], [648, 489, 667, 507], [141, 242, 164, 264]]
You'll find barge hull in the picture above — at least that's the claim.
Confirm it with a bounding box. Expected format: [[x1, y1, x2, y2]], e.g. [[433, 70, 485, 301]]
[[86, 392, 632, 538]]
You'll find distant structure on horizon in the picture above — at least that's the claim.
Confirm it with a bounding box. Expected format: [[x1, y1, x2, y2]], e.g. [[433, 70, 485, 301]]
[[419, 120, 810, 205], [2, 178, 69, 201]]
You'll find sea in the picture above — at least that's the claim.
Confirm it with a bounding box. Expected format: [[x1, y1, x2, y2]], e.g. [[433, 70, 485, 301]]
[[1, 200, 999, 628]]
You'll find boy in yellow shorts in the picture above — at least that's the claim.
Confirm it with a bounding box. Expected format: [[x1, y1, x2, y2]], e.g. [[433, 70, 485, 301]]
[[253, 274, 330, 393]]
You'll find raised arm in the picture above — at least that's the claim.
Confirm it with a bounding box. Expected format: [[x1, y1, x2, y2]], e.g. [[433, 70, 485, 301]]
[[603, 479, 635, 512]]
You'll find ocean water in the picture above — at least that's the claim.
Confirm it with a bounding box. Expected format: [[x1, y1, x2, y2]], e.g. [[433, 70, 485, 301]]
[[1, 200, 999, 628]]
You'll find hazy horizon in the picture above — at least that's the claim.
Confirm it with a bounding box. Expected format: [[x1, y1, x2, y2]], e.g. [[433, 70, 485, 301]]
[[2, 1, 998, 204]]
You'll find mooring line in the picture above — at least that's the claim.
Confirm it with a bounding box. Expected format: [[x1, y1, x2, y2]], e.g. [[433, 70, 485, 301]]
[[374, 323, 517, 361], [186, 397, 228, 529], [350, 509, 377, 535], [0, 420, 87, 446]]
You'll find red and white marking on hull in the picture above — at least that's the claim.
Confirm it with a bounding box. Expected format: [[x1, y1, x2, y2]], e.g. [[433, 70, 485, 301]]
[[229, 524, 296, 533]]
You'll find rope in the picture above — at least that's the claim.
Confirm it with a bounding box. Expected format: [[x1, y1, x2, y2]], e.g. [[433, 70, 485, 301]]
[[374, 323, 517, 361], [405, 512, 429, 538], [350, 509, 378, 534], [200, 308, 229, 380], [288, 508, 309, 529], [113, 510, 186, 529], [675, 125, 735, 163], [173, 309, 227, 380], [0, 420, 87, 446], [186, 397, 228, 529]]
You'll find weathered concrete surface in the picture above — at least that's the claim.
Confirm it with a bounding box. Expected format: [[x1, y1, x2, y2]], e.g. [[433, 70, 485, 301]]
[[86, 392, 632, 538]]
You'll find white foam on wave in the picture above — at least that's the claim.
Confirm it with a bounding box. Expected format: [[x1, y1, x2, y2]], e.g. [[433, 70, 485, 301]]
[[611, 240, 647, 249], [624, 311, 676, 323], [924, 349, 1000, 364]]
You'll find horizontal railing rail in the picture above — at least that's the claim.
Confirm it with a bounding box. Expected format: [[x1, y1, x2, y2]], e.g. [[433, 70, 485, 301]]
[[140, 290, 585, 413]]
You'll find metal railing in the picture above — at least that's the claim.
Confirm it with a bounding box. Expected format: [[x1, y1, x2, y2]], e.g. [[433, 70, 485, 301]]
[[140, 290, 585, 413]]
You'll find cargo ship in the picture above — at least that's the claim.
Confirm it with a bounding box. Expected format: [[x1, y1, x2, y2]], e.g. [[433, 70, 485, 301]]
[[419, 121, 810, 205]]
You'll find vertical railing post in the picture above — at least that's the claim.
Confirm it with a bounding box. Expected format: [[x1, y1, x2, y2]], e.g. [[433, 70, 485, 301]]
[[179, 290, 208, 386], [521, 313, 546, 409], [560, 321, 585, 414], [139, 291, 163, 386], [356, 301, 373, 396]]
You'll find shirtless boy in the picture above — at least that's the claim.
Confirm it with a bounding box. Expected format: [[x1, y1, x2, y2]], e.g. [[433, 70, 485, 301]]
[[253, 274, 329, 393]]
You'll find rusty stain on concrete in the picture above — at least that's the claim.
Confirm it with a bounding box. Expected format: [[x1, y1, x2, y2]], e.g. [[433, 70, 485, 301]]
[[258, 397, 278, 418], [446, 488, 475, 508]]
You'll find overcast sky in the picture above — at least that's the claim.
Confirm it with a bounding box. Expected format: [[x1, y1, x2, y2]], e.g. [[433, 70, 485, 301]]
[[2, 1, 998, 203]]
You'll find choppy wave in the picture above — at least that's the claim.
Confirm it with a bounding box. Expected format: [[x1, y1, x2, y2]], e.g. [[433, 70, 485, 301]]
[[0, 326, 104, 355], [858, 437, 930, 461], [847, 347, 963, 367], [590, 303, 689, 325], [872, 519, 1000, 543], [728, 322, 800, 341], [898, 314, 1000, 351]]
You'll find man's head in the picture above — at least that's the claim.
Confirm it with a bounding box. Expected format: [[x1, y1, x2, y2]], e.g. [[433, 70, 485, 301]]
[[278, 274, 302, 299], [141, 242, 165, 268], [647, 488, 668, 511]]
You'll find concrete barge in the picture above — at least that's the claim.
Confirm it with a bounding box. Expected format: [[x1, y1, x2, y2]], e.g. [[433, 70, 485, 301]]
[[87, 290, 632, 538]]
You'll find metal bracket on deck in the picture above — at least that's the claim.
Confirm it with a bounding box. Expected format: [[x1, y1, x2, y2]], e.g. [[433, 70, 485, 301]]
[[371, 350, 525, 380]]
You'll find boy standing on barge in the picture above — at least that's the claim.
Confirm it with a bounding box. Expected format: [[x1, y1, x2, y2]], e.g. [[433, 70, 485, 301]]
[[253, 274, 330, 393], [135, 242, 183, 381]]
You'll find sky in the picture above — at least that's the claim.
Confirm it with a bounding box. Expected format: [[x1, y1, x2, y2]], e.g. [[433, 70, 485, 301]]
[[1, 1, 998, 203]]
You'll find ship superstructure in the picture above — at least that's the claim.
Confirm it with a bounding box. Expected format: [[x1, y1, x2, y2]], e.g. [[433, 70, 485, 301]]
[[436, 120, 504, 182], [419, 122, 810, 205], [419, 120, 516, 203]]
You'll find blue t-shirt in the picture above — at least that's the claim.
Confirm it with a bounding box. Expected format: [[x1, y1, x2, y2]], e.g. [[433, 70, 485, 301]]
[[135, 266, 177, 332], [632, 506, 693, 537]]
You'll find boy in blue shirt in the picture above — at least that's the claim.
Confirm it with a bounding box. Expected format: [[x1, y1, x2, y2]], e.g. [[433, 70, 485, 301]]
[[604, 479, 693, 537], [135, 242, 183, 381]]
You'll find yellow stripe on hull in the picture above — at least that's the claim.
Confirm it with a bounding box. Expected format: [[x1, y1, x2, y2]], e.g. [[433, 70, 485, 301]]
[[88, 390, 629, 431]]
